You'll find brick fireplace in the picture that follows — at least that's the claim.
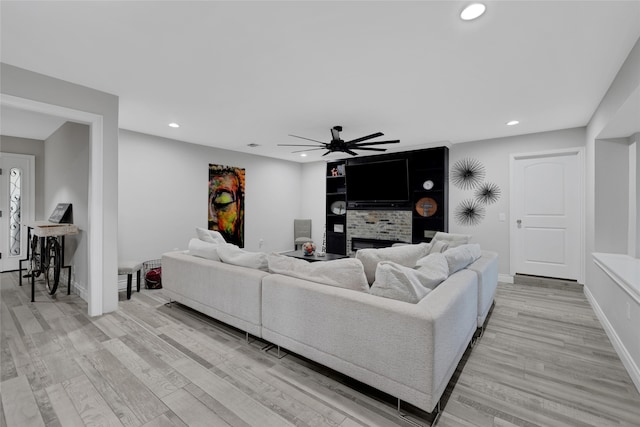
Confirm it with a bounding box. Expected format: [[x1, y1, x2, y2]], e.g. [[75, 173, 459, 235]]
[[346, 210, 412, 256]]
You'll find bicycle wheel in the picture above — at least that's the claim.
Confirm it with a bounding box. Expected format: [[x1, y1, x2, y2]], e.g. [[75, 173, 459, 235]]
[[44, 237, 61, 295], [30, 235, 42, 278]]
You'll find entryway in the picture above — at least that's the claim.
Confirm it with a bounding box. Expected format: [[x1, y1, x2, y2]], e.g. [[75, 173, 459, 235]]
[[510, 148, 584, 282]]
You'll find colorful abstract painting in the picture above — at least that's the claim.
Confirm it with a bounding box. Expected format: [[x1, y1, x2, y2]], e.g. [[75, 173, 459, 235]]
[[208, 164, 245, 247]]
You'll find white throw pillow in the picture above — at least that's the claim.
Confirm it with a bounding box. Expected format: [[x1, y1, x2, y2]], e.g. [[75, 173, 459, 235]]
[[427, 240, 449, 254], [432, 232, 472, 249], [217, 245, 269, 271], [355, 243, 432, 285], [187, 238, 222, 261], [444, 243, 482, 275], [196, 227, 226, 244], [414, 253, 450, 288], [370, 261, 435, 303], [267, 253, 369, 292]]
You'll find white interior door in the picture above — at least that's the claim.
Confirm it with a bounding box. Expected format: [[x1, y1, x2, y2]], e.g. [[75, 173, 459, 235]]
[[511, 149, 583, 281], [0, 153, 35, 272]]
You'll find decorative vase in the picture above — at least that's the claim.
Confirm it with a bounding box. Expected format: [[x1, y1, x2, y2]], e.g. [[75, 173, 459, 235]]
[[302, 241, 316, 256]]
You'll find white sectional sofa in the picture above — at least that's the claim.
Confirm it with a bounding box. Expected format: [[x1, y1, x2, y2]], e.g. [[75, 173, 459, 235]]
[[261, 268, 478, 414], [162, 251, 267, 337], [467, 251, 499, 328], [161, 234, 498, 419]]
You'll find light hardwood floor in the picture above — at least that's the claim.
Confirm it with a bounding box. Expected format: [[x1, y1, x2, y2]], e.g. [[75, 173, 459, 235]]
[[1, 271, 639, 426]]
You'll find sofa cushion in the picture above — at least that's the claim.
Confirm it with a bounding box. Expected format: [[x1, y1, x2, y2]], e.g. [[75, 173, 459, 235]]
[[217, 245, 269, 271], [444, 243, 482, 275], [267, 253, 369, 292], [355, 243, 432, 285], [370, 261, 436, 303], [187, 238, 222, 261], [196, 227, 227, 244], [427, 240, 449, 254], [414, 252, 450, 284], [432, 232, 472, 248]]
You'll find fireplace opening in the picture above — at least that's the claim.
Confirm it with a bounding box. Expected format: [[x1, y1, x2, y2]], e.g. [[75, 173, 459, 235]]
[[351, 237, 410, 252]]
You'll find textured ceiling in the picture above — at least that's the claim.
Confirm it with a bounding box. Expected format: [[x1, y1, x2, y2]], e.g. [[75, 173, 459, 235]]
[[1, 1, 639, 161]]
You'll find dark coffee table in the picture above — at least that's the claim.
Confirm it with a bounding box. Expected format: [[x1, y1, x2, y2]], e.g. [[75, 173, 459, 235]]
[[281, 250, 349, 262]]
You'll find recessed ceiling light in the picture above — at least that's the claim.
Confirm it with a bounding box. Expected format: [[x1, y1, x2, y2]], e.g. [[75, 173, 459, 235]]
[[460, 3, 486, 21], [300, 153, 307, 157], [506, 120, 520, 126], [168, 122, 180, 128]]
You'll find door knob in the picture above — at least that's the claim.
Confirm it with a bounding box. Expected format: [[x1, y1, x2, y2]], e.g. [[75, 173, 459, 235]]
[[516, 219, 522, 226]]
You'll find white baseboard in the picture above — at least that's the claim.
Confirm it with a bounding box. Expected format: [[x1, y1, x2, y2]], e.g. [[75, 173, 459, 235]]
[[71, 280, 88, 302], [584, 285, 640, 394], [498, 273, 514, 284]]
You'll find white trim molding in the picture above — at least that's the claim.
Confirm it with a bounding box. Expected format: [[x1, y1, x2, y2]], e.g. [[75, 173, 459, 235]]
[[1, 94, 105, 316], [584, 285, 640, 394]]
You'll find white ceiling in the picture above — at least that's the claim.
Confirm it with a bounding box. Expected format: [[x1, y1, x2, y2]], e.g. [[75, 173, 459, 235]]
[[1, 1, 639, 162]]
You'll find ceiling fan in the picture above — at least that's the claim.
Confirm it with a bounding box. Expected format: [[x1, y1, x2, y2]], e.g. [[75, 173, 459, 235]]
[[279, 125, 400, 156]]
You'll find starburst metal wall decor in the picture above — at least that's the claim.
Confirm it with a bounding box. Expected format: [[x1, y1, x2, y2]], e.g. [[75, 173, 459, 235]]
[[451, 158, 486, 190], [475, 182, 501, 205], [455, 199, 486, 226]]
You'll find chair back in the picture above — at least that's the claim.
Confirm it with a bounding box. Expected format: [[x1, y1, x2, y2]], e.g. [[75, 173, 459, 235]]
[[294, 219, 312, 240]]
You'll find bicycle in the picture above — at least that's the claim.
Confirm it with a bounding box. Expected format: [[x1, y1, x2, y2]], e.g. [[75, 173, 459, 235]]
[[29, 235, 62, 295]]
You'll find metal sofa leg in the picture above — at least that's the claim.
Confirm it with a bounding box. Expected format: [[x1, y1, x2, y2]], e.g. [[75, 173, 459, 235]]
[[262, 343, 287, 359]]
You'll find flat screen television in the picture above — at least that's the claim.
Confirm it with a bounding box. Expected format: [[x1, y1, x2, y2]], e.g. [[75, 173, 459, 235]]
[[345, 159, 410, 207]]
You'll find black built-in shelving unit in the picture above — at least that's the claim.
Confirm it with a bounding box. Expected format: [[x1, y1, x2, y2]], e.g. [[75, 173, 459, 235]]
[[325, 162, 348, 254], [325, 147, 448, 255]]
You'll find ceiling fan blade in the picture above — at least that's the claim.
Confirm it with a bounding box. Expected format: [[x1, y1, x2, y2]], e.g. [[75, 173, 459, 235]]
[[288, 134, 327, 144], [278, 143, 326, 147], [322, 151, 332, 157], [350, 147, 387, 152], [291, 147, 327, 153], [353, 140, 400, 147], [345, 149, 359, 156], [345, 132, 384, 144]]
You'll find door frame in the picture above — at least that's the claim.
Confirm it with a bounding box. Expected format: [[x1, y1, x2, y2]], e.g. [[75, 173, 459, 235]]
[[0, 153, 35, 271], [1, 94, 105, 316], [509, 147, 585, 284]]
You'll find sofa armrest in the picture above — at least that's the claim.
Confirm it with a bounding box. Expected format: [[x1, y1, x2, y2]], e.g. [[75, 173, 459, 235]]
[[162, 251, 268, 328], [466, 250, 499, 325]]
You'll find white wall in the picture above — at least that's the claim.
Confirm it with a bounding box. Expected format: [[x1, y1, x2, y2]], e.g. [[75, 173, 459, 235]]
[[44, 122, 90, 292], [118, 130, 303, 262], [630, 133, 639, 258], [0, 135, 46, 220], [1, 63, 119, 315], [595, 138, 630, 253], [449, 127, 586, 277], [585, 36, 640, 392]]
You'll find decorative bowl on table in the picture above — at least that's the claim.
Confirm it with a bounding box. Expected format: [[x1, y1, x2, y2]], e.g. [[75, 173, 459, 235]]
[[302, 241, 316, 256]]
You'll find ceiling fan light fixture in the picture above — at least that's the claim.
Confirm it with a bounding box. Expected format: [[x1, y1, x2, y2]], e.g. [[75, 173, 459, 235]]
[[168, 122, 180, 128], [279, 125, 400, 156], [460, 3, 486, 21]]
